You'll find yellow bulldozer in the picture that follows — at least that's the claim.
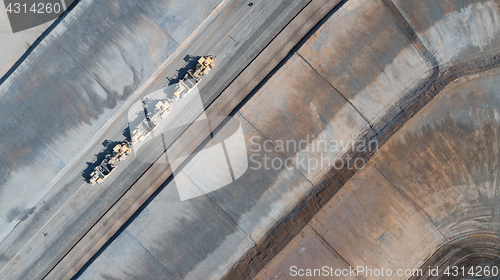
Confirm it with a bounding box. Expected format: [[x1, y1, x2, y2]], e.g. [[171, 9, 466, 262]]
[[89, 140, 132, 185]]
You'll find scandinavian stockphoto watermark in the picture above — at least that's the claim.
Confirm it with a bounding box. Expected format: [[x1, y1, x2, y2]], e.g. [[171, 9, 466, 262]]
[[248, 135, 379, 173], [126, 55, 376, 200], [289, 265, 423, 278], [127, 78, 248, 201]]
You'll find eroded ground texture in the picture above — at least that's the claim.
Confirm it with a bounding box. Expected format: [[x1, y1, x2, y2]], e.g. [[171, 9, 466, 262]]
[[251, 0, 500, 279]]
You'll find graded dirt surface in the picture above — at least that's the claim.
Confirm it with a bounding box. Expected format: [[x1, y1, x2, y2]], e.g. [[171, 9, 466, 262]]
[[74, 0, 500, 278], [254, 66, 500, 280], [2, 0, 500, 279], [247, 0, 500, 279]]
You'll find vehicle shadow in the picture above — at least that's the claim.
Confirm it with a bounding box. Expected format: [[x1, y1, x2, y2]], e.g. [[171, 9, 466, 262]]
[[167, 55, 201, 86], [122, 126, 131, 141], [81, 140, 121, 183]]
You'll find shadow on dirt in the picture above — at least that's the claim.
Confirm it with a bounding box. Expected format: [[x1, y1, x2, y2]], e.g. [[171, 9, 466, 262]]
[[122, 126, 131, 141]]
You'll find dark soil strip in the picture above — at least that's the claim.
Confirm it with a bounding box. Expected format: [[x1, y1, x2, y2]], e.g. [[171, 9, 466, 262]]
[[409, 233, 500, 280], [0, 0, 81, 85], [223, 51, 500, 279], [381, 0, 438, 68]]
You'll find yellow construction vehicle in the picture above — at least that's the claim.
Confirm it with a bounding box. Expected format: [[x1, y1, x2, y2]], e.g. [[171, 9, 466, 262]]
[[174, 55, 216, 99], [131, 100, 172, 143], [131, 121, 154, 143], [89, 140, 131, 185]]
